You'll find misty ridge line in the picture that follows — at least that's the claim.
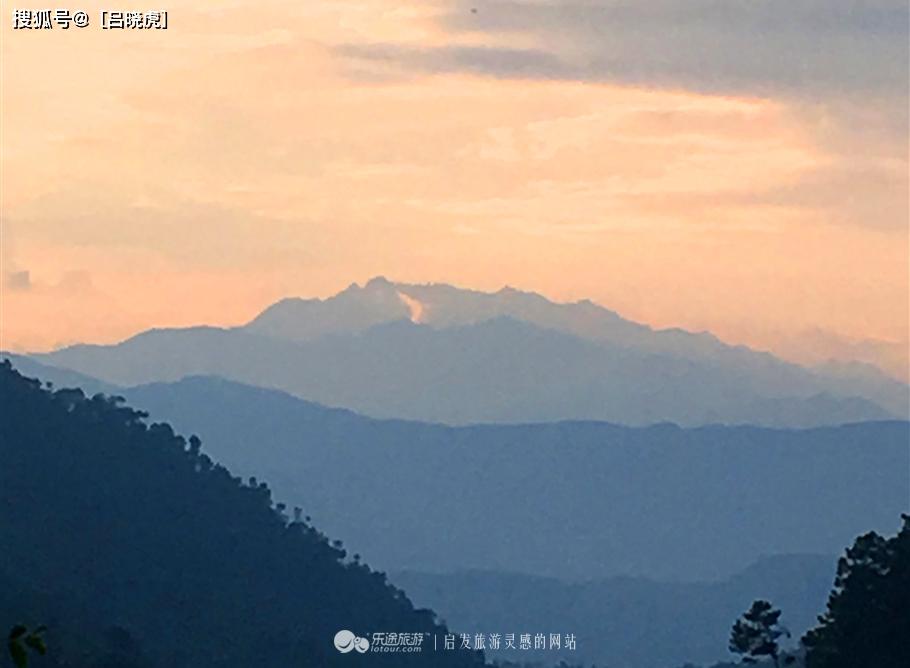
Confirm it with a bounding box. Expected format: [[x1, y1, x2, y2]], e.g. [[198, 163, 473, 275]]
[[22, 277, 881, 353], [41, 276, 909, 382], [21, 277, 908, 429]]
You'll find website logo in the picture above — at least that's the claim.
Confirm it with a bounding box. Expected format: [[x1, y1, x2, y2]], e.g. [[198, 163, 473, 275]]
[[334, 630, 370, 654]]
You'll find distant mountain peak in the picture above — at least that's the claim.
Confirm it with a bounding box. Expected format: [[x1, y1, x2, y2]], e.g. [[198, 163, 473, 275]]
[[340, 276, 397, 295], [241, 281, 902, 398], [366, 275, 394, 288]]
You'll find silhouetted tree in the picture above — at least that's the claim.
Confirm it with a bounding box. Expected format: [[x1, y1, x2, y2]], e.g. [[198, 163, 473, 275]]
[[803, 515, 909, 667], [730, 600, 788, 667]]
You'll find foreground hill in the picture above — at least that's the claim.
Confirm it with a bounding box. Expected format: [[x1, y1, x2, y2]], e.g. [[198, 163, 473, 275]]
[[106, 375, 909, 582], [32, 279, 907, 427], [0, 361, 484, 668]]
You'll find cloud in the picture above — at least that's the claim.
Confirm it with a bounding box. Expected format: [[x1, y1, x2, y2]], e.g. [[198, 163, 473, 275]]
[[2, 268, 96, 295], [338, 43, 572, 80], [337, 0, 909, 99], [7, 187, 321, 271], [333, 0, 909, 235], [5, 270, 32, 291]]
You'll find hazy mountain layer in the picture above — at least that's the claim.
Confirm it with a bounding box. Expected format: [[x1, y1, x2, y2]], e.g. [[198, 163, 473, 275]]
[[29, 279, 908, 426], [108, 375, 909, 582]]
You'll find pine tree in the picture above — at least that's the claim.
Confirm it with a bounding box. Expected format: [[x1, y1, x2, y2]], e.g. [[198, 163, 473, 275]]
[[730, 600, 787, 667]]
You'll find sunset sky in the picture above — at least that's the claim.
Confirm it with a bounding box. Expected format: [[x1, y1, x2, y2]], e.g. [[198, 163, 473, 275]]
[[2, 1, 908, 363]]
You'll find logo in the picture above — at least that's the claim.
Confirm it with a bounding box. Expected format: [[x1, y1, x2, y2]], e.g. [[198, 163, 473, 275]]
[[334, 630, 369, 654]]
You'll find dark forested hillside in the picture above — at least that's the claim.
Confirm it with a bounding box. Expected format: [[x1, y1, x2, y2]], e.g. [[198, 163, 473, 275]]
[[0, 361, 484, 668]]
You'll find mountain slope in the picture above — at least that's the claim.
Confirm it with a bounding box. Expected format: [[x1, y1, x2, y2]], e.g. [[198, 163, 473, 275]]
[[114, 374, 910, 582], [0, 361, 484, 668]]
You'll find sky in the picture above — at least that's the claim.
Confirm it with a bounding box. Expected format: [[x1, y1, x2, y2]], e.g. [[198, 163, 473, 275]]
[[1, 1, 908, 372]]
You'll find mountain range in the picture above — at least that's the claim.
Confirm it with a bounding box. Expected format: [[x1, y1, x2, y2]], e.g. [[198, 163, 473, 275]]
[[5, 278, 907, 668], [26, 277, 910, 428], [4, 356, 907, 666], [6, 357, 903, 583]]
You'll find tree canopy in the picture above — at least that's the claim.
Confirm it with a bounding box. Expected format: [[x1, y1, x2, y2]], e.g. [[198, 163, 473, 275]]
[[803, 514, 909, 667]]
